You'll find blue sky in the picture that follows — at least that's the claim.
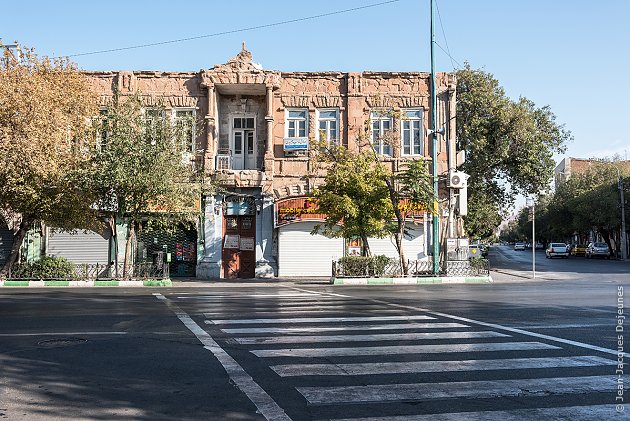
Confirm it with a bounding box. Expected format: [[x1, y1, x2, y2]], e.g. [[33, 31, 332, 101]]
[[2, 0, 628, 163]]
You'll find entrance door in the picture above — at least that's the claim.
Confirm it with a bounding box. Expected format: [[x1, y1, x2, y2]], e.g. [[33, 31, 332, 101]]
[[231, 117, 256, 170], [222, 215, 256, 278]]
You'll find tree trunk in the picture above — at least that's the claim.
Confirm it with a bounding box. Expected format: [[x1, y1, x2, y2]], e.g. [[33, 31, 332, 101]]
[[361, 233, 371, 257], [600, 227, 613, 258], [123, 222, 135, 279], [0, 220, 30, 277], [384, 177, 408, 275]]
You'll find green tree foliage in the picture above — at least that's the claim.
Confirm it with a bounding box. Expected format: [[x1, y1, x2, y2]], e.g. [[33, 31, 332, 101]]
[[0, 43, 99, 275], [455, 64, 571, 237], [311, 145, 393, 256], [89, 93, 201, 275]]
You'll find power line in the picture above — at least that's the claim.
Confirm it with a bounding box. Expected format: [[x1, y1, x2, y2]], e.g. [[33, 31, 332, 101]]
[[435, 0, 462, 70], [62, 0, 402, 59]]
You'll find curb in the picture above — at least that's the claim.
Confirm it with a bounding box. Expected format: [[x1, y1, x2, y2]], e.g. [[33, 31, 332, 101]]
[[0, 279, 173, 287], [331, 276, 492, 285]]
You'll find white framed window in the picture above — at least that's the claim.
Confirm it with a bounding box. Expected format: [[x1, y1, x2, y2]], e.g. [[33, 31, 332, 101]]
[[401, 109, 424, 156], [96, 108, 109, 151], [172, 108, 196, 153], [286, 109, 308, 138], [371, 111, 393, 156], [144, 108, 166, 145], [317, 108, 339, 144]]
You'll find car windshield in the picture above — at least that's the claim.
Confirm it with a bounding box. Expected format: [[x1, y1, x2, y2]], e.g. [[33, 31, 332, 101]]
[[551, 243, 565, 247], [594, 242, 607, 247]]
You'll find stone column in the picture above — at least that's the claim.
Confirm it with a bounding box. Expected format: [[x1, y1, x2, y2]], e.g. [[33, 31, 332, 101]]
[[264, 84, 275, 177], [203, 83, 216, 166]]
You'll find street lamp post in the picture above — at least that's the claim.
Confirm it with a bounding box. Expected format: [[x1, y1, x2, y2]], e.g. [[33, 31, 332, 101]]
[[526, 198, 536, 279]]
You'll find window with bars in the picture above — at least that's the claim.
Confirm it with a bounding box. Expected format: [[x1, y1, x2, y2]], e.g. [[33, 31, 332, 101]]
[[144, 108, 166, 145], [401, 109, 424, 156]]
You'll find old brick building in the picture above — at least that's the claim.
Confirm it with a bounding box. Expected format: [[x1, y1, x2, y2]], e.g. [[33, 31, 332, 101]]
[[86, 46, 461, 279]]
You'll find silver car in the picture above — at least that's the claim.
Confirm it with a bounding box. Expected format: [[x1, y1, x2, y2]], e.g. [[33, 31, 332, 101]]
[[586, 242, 610, 259]]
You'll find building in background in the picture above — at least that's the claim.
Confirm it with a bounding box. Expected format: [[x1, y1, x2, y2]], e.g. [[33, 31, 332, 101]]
[[71, 46, 462, 278]]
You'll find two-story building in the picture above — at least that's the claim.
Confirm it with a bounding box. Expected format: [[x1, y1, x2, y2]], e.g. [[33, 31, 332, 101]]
[[83, 45, 460, 279]]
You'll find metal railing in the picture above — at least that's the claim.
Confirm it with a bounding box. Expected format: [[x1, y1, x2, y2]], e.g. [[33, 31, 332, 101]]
[[333, 256, 489, 278], [7, 262, 169, 280]]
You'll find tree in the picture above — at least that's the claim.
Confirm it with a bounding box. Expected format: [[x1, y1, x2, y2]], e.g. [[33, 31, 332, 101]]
[[0, 43, 99, 275], [89, 93, 201, 276], [309, 119, 434, 275], [310, 144, 393, 257], [455, 64, 571, 237]]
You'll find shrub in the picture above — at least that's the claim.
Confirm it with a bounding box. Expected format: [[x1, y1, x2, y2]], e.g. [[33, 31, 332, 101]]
[[338, 255, 393, 277], [12, 257, 76, 279]]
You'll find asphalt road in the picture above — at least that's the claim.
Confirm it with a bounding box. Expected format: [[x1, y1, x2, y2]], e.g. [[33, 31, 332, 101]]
[[1, 272, 629, 420]]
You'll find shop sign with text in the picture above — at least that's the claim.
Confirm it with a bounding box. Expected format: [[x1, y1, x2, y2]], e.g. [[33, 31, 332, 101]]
[[275, 197, 326, 227]]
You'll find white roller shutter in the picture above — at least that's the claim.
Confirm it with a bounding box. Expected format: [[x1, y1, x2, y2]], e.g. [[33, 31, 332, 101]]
[[278, 222, 343, 277], [47, 228, 111, 264], [368, 224, 426, 261]]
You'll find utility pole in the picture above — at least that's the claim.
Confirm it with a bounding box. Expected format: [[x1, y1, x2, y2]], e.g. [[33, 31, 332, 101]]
[[430, 0, 440, 275]]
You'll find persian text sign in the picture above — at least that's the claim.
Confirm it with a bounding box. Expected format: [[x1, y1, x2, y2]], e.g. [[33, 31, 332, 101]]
[[275, 197, 326, 227]]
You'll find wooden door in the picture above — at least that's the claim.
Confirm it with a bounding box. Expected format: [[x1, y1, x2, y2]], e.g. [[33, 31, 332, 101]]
[[222, 215, 256, 278]]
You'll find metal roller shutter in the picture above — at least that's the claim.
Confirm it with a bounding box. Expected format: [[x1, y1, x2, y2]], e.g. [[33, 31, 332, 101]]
[[47, 228, 111, 264], [278, 222, 343, 277], [368, 224, 426, 261], [0, 226, 13, 267]]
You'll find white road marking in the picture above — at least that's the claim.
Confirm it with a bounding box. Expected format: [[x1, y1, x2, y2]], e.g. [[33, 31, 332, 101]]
[[209, 315, 434, 324], [297, 375, 627, 405], [0, 332, 127, 336], [153, 293, 291, 421], [218, 322, 468, 334], [288, 286, 630, 358], [234, 331, 508, 345], [271, 355, 614, 377], [327, 404, 617, 421], [251, 341, 560, 358], [202, 308, 407, 317]]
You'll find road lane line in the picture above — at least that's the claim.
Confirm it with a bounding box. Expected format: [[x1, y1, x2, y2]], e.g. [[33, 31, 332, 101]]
[[0, 332, 127, 336], [209, 315, 434, 324], [153, 293, 291, 421], [271, 355, 614, 377], [326, 404, 616, 421], [218, 322, 468, 334], [234, 331, 508, 345], [297, 375, 627, 405], [288, 287, 630, 358], [251, 341, 560, 358]]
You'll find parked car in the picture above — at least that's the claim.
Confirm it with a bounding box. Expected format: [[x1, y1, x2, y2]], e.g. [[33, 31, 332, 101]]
[[545, 243, 569, 259], [514, 242, 525, 251], [570, 244, 587, 256], [535, 242, 544, 249], [586, 242, 610, 259]]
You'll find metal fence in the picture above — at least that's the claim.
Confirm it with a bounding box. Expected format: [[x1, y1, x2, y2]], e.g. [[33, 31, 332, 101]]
[[333, 257, 489, 278], [7, 263, 169, 280]]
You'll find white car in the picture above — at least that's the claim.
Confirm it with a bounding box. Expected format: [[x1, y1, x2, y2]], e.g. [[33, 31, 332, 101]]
[[514, 242, 525, 251], [546, 243, 569, 259]]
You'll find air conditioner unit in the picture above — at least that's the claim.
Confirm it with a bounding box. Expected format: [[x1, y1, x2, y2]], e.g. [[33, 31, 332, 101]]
[[448, 171, 468, 189]]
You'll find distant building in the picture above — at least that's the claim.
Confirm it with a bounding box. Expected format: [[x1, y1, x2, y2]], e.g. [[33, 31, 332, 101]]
[[555, 157, 630, 189]]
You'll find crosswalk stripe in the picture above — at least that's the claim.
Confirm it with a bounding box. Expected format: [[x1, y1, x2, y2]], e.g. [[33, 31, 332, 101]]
[[251, 341, 560, 358], [297, 375, 626, 405], [202, 309, 407, 318], [327, 404, 616, 421], [219, 322, 469, 334], [271, 355, 614, 377], [234, 331, 508, 345], [210, 315, 435, 325]]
